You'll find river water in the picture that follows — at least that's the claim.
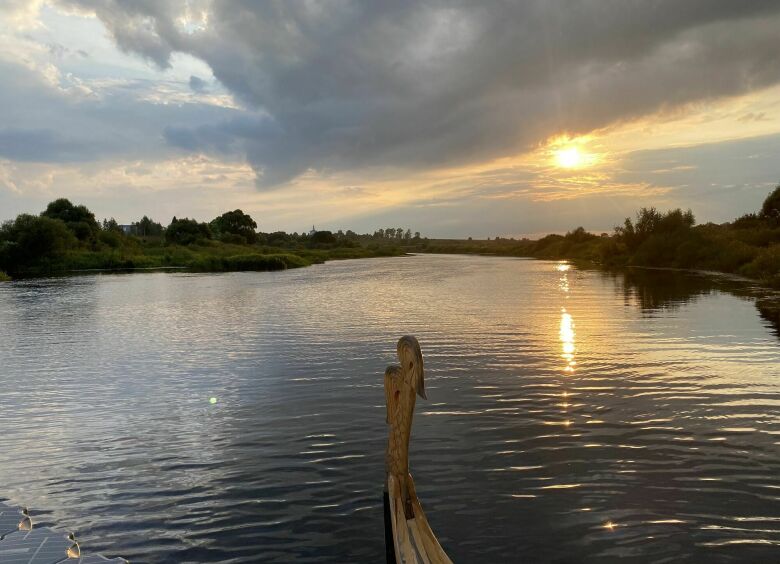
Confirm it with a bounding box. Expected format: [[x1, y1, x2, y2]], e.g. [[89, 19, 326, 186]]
[[1, 255, 778, 563]]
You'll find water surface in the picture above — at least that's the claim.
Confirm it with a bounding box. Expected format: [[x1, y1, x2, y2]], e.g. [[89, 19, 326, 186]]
[[1, 255, 779, 562]]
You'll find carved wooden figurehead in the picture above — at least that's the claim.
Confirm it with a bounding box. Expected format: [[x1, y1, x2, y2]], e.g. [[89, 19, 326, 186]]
[[383, 336, 452, 563], [384, 336, 426, 515]]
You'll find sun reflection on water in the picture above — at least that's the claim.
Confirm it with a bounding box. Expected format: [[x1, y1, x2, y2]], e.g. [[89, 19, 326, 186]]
[[560, 309, 576, 374]]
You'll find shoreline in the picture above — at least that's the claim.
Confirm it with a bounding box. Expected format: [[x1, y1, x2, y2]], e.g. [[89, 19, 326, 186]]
[[0, 249, 410, 281]]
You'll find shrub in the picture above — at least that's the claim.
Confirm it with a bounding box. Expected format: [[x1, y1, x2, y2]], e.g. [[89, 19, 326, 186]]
[[165, 217, 212, 245], [0, 214, 77, 274], [98, 229, 123, 248], [0, 270, 10, 282], [189, 253, 310, 272], [740, 244, 780, 283], [220, 233, 248, 245], [309, 230, 337, 246], [225, 254, 288, 271]]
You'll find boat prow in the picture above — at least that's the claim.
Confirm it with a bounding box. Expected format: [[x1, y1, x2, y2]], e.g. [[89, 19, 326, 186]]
[[383, 336, 453, 564]]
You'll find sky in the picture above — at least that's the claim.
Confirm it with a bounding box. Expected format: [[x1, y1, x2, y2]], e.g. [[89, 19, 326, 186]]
[[1, 1, 780, 238]]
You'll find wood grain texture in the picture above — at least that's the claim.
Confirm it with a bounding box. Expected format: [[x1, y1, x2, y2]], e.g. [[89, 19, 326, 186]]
[[384, 336, 453, 564]]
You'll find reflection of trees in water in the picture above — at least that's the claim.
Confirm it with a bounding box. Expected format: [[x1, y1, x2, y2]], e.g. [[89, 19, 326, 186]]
[[602, 267, 780, 337], [612, 268, 715, 311], [756, 298, 780, 336]]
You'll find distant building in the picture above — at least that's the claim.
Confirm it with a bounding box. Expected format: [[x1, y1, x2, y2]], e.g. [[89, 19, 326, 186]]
[[119, 224, 137, 235], [308, 225, 317, 236]]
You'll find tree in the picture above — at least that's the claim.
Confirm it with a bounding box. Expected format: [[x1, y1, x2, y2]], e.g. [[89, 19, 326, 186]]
[[41, 198, 99, 240], [761, 184, 780, 221], [134, 216, 164, 237], [102, 218, 121, 232], [165, 217, 212, 245], [310, 230, 336, 245], [616, 207, 694, 251], [210, 209, 258, 243], [0, 214, 76, 273]]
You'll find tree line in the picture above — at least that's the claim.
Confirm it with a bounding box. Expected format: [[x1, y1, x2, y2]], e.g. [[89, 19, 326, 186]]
[[0, 198, 422, 276], [423, 185, 780, 287]]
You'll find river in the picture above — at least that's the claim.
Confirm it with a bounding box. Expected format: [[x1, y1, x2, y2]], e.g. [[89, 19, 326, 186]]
[[1, 254, 778, 562]]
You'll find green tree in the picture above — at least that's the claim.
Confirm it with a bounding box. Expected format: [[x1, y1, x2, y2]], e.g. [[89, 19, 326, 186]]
[[761, 184, 780, 221], [0, 214, 77, 273], [102, 218, 121, 232], [134, 216, 164, 237], [310, 230, 336, 246], [41, 198, 99, 240], [210, 209, 258, 243], [616, 207, 694, 251], [165, 217, 212, 245]]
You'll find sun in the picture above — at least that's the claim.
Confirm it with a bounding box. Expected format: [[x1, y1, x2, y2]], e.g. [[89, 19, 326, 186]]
[[555, 147, 582, 168]]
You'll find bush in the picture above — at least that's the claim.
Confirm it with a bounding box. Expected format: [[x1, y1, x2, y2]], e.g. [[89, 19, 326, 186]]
[[165, 217, 212, 245], [0, 270, 10, 282], [98, 229, 123, 248], [189, 253, 310, 272], [225, 254, 288, 271], [309, 230, 337, 246], [220, 233, 248, 245], [740, 244, 780, 283], [0, 214, 77, 274]]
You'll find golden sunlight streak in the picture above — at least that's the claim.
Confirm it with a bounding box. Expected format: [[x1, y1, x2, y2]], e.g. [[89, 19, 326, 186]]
[[560, 308, 576, 373]]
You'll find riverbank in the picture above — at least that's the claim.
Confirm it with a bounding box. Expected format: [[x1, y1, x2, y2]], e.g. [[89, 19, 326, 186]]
[[0, 243, 405, 279], [413, 203, 780, 289]]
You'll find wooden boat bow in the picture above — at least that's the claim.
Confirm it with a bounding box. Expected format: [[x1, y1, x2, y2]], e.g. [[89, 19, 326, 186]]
[[384, 336, 453, 563]]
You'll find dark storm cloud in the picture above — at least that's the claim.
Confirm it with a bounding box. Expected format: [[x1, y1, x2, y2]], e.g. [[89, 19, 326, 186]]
[[57, 0, 780, 187]]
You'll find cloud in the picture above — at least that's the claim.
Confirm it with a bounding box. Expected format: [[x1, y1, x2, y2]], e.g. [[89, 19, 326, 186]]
[[0, 128, 93, 162], [53, 0, 780, 188], [189, 74, 207, 92], [0, 53, 242, 164], [738, 112, 771, 123]]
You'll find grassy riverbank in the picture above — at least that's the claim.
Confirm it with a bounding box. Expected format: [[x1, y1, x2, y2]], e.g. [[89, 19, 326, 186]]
[[0, 237, 405, 278]]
